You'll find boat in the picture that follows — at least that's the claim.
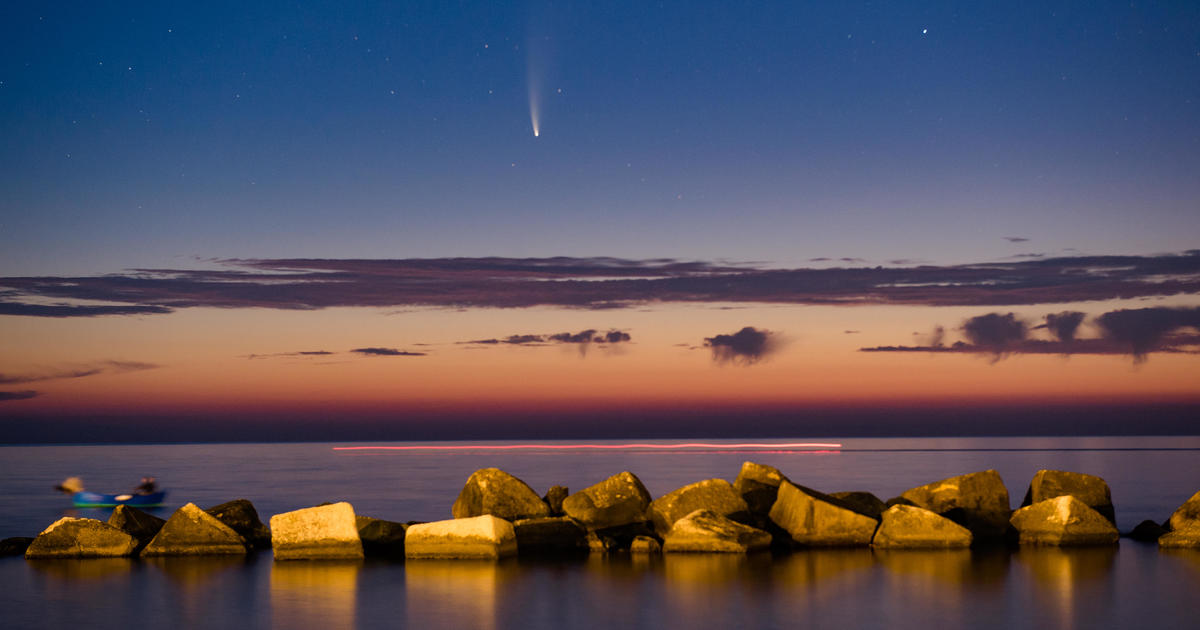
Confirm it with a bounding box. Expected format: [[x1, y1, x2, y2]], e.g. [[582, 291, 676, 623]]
[[72, 490, 166, 508]]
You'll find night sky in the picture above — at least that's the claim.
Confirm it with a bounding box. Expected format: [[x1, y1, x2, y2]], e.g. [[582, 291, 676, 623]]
[[1, 2, 1198, 442]]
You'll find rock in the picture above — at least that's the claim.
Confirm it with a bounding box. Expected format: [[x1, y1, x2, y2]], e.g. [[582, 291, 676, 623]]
[[830, 492, 887, 521], [405, 515, 517, 559], [1009, 496, 1119, 546], [355, 515, 407, 557], [1159, 523, 1200, 548], [543, 486, 569, 516], [899, 470, 1012, 543], [663, 509, 772, 553], [1167, 490, 1200, 532], [1021, 470, 1116, 525], [768, 481, 879, 547], [649, 479, 750, 536], [270, 502, 364, 560], [733, 461, 790, 516], [1128, 520, 1167, 542], [513, 516, 587, 555], [586, 531, 617, 553], [872, 505, 973, 549], [25, 518, 137, 558], [451, 468, 551, 521], [562, 471, 653, 530], [206, 499, 272, 550], [0, 537, 34, 557], [107, 505, 166, 551], [142, 503, 248, 556], [631, 535, 661, 554]]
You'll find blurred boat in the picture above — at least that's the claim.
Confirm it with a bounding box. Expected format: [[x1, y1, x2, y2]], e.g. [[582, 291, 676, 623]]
[[72, 490, 166, 508]]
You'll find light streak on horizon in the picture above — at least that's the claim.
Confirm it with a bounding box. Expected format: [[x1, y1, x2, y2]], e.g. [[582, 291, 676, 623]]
[[334, 442, 842, 452]]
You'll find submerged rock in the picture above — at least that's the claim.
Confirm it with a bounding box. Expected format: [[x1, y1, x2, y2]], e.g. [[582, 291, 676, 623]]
[[733, 461, 790, 516], [207, 499, 272, 550], [872, 504, 973, 549], [405, 515, 517, 559], [649, 479, 750, 536], [107, 505, 166, 551], [1128, 520, 1167, 542], [26, 518, 137, 558], [830, 492, 887, 521], [769, 481, 879, 547], [270, 502, 364, 560], [142, 503, 248, 556], [0, 537, 33, 557], [513, 516, 587, 555], [562, 471, 653, 530], [1021, 470, 1116, 525], [663, 509, 772, 553], [899, 470, 1012, 543], [1009, 496, 1119, 546], [451, 468, 551, 521], [1167, 490, 1200, 532], [543, 486, 569, 516], [356, 515, 408, 557]]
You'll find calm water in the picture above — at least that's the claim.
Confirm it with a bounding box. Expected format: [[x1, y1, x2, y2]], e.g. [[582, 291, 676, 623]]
[[1, 436, 1198, 629]]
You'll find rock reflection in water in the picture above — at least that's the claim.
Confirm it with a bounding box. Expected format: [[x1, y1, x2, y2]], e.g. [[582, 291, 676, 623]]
[[270, 559, 362, 630], [28, 557, 135, 581], [405, 559, 512, 630], [874, 549, 1009, 629], [1015, 546, 1118, 630]]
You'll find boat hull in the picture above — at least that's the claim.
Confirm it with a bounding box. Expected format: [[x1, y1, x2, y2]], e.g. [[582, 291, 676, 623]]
[[72, 491, 166, 508]]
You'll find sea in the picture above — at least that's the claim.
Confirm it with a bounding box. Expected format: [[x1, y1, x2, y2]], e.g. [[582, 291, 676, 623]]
[[1, 436, 1198, 630]]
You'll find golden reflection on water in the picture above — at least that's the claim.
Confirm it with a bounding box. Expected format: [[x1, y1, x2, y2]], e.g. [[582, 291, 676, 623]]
[[268, 560, 361, 630], [405, 559, 515, 630], [1015, 546, 1117, 630], [27, 557, 135, 581], [874, 549, 1009, 585], [145, 555, 247, 585], [770, 548, 876, 586]]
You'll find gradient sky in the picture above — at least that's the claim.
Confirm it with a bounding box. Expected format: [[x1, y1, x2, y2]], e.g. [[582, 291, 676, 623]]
[[1, 2, 1198, 442]]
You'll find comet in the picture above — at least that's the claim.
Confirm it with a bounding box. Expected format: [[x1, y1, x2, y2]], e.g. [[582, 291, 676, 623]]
[[527, 60, 541, 137]]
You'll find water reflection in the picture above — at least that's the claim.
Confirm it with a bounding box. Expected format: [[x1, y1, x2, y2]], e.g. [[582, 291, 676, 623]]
[[405, 559, 513, 630], [771, 548, 876, 586], [145, 555, 248, 585], [28, 557, 135, 581], [270, 560, 362, 630], [874, 549, 1009, 585], [1015, 546, 1118, 630]]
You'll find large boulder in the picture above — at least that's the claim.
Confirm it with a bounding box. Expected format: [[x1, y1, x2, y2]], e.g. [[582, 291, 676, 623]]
[[663, 509, 772, 553], [405, 515, 517, 559], [1159, 523, 1200, 549], [270, 502, 364, 560], [0, 537, 33, 557], [1009, 496, 1119, 546], [1167, 490, 1200, 532], [142, 503, 247, 556], [1021, 470, 1116, 525], [107, 505, 166, 551], [562, 471, 652, 530], [206, 499, 272, 550], [649, 479, 750, 536], [451, 468, 551, 521], [356, 515, 407, 557], [872, 505, 973, 549], [513, 516, 587, 555], [899, 470, 1012, 543], [733, 461, 790, 516], [25, 518, 137, 558], [769, 481, 879, 547], [543, 486, 569, 516], [830, 492, 887, 521]]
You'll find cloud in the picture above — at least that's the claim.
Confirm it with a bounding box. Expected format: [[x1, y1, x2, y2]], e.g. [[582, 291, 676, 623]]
[[243, 350, 334, 359], [1, 252, 1199, 316], [862, 307, 1200, 362], [1038, 311, 1086, 342], [350, 347, 427, 357], [1095, 307, 1200, 362], [463, 330, 631, 347], [1004, 236, 1031, 243], [0, 361, 158, 384], [0, 390, 38, 402], [704, 327, 780, 365]]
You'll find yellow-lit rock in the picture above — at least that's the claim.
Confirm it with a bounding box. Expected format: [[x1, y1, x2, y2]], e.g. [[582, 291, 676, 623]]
[[451, 468, 551, 521], [872, 504, 972, 549], [733, 461, 790, 516], [663, 509, 771, 553], [562, 471, 652, 530], [26, 517, 138, 558], [1010, 496, 1118, 546], [769, 481, 878, 547], [142, 503, 247, 557], [1159, 523, 1200, 548], [899, 470, 1012, 542], [405, 515, 517, 559], [270, 502, 364, 560], [649, 479, 750, 536], [1167, 490, 1200, 532], [1021, 470, 1115, 525]]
